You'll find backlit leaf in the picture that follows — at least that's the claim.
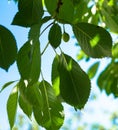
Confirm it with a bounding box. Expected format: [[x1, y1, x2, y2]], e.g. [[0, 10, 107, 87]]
[[26, 82, 43, 108], [0, 25, 17, 71], [17, 40, 41, 85], [97, 62, 118, 97], [87, 62, 100, 79], [0, 80, 17, 92], [101, 1, 118, 33], [7, 85, 18, 129], [19, 95, 32, 118], [112, 43, 118, 58], [33, 80, 64, 130], [51, 55, 60, 96], [58, 53, 91, 109], [73, 22, 112, 58]]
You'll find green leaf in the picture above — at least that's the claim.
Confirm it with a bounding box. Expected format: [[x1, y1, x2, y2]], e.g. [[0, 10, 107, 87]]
[[51, 55, 60, 96], [58, 53, 91, 109], [17, 40, 41, 85], [0, 80, 17, 92], [87, 62, 100, 79], [58, 0, 74, 23], [44, 0, 58, 16], [97, 62, 118, 97], [0, 25, 17, 71], [112, 43, 118, 58], [41, 16, 52, 24], [18, 80, 42, 117], [19, 95, 32, 118], [7, 85, 18, 129], [18, 79, 29, 104], [28, 24, 41, 41], [101, 2, 118, 33], [12, 0, 44, 27], [72, 1, 90, 23], [48, 23, 62, 48], [73, 22, 112, 58], [26, 82, 43, 107], [33, 80, 64, 130]]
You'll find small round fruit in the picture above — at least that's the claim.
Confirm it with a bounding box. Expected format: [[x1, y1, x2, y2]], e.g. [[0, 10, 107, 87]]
[[62, 32, 70, 42]]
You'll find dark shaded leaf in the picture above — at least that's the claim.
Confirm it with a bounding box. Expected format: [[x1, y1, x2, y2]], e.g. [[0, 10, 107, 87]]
[[58, 53, 91, 109], [87, 61, 100, 79], [0, 25, 17, 71], [7, 85, 18, 129], [17, 40, 41, 85], [73, 22, 112, 58], [12, 0, 44, 27], [48, 23, 62, 48], [41, 16, 52, 24], [33, 80, 64, 130]]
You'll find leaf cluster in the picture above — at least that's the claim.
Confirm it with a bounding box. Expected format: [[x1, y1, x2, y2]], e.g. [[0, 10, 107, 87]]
[[0, 0, 117, 129]]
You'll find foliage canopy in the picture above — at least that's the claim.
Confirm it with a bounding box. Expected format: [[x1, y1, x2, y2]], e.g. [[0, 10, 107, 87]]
[[0, 0, 118, 129]]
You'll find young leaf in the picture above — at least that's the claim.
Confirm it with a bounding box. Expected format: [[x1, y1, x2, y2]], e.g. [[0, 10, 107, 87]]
[[0, 25, 17, 71], [12, 0, 44, 27], [33, 80, 64, 130], [0, 80, 17, 92], [7, 85, 18, 129], [19, 95, 32, 118], [48, 23, 62, 48], [87, 62, 100, 79], [73, 22, 112, 58], [17, 40, 41, 85], [58, 53, 91, 109]]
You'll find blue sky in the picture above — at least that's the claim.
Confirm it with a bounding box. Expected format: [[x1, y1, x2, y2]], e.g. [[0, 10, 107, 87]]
[[1, 1, 118, 130]]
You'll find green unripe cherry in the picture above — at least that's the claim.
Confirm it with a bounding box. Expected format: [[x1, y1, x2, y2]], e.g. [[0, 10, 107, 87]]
[[62, 32, 70, 42]]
